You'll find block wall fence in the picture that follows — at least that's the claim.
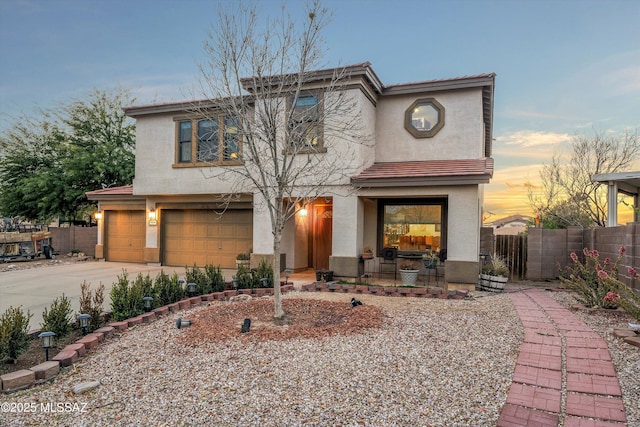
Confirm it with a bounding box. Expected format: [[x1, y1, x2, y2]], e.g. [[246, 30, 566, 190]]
[[482, 223, 639, 290], [49, 226, 97, 257]]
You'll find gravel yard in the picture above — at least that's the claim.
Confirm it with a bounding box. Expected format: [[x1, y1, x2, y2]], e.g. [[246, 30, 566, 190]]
[[1, 285, 638, 427]]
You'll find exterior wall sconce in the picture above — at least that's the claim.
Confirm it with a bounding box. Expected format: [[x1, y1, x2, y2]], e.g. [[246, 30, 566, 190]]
[[38, 331, 55, 361], [299, 207, 308, 216], [94, 211, 102, 221], [78, 313, 91, 335], [143, 296, 154, 312], [148, 208, 157, 226]]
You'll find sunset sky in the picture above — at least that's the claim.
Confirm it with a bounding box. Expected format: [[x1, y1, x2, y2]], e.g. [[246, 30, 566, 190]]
[[1, 0, 638, 223]]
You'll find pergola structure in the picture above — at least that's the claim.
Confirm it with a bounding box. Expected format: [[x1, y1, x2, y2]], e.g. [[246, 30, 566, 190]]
[[593, 172, 640, 226]]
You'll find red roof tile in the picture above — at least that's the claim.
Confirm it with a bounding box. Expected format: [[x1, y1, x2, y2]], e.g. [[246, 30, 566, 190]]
[[352, 158, 494, 186], [85, 185, 133, 196]]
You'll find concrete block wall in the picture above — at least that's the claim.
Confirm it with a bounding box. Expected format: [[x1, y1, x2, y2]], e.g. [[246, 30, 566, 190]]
[[49, 226, 97, 257], [526, 222, 639, 290]]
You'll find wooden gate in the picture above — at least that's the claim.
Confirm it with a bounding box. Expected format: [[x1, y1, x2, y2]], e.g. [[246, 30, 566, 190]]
[[495, 234, 527, 280]]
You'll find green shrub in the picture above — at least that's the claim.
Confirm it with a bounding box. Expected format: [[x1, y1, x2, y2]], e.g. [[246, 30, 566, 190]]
[[205, 264, 226, 293], [79, 281, 105, 331], [255, 259, 274, 287], [110, 271, 132, 321], [41, 294, 73, 339], [234, 264, 254, 289], [185, 265, 209, 295], [0, 306, 33, 361], [110, 270, 153, 321], [153, 271, 184, 306]]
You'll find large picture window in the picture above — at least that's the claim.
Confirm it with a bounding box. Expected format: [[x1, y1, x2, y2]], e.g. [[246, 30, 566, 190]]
[[176, 115, 241, 166], [379, 199, 446, 254]]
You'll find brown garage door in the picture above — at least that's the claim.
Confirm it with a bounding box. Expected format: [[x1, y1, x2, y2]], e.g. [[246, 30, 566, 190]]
[[105, 210, 145, 263], [162, 209, 253, 268]]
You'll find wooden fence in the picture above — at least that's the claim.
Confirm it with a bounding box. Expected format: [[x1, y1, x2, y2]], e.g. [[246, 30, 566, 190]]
[[495, 234, 527, 280]]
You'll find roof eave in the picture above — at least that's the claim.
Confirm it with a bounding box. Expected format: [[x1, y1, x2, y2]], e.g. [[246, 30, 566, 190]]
[[352, 174, 493, 188]]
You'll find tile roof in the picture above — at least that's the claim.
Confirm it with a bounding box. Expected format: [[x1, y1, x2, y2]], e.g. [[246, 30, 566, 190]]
[[352, 158, 494, 187], [85, 185, 134, 196]]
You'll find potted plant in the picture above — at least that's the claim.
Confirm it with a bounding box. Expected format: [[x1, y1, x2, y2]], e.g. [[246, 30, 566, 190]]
[[479, 256, 509, 292], [236, 251, 251, 269], [422, 251, 438, 269], [399, 260, 420, 286], [362, 245, 374, 259]]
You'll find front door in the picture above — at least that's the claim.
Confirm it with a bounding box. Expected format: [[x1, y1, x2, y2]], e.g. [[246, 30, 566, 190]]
[[313, 204, 332, 270]]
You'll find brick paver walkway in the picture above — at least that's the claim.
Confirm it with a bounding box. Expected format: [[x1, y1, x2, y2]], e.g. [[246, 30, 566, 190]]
[[498, 288, 627, 426]]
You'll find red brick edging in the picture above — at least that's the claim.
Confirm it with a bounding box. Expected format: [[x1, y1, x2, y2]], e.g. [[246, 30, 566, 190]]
[[0, 284, 295, 393], [301, 282, 468, 300]]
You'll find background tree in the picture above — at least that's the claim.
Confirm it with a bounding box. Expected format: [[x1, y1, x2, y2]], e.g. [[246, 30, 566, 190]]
[[529, 129, 639, 228], [0, 89, 135, 223], [196, 0, 365, 319]]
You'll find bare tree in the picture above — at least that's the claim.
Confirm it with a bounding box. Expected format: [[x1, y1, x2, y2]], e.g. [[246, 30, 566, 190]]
[[194, 1, 366, 319], [529, 129, 639, 227]]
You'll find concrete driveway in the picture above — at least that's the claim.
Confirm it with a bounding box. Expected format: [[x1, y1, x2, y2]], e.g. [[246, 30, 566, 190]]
[[0, 261, 189, 331]]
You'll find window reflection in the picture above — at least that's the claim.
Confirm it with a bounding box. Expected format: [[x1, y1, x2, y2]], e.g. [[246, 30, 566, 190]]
[[383, 204, 442, 252]]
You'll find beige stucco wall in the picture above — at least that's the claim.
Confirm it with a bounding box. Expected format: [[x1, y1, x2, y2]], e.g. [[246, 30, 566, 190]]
[[133, 87, 376, 196], [374, 89, 485, 162], [358, 184, 482, 263]]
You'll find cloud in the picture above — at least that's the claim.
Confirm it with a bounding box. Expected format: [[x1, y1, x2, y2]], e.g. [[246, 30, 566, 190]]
[[496, 130, 572, 147], [603, 64, 640, 95], [492, 130, 572, 159]]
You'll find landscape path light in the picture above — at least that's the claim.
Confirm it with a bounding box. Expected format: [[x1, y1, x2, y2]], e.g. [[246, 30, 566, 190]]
[[176, 317, 192, 329], [143, 296, 153, 312], [187, 282, 197, 297], [78, 313, 91, 335], [261, 277, 269, 288], [38, 331, 55, 361], [284, 269, 292, 285]]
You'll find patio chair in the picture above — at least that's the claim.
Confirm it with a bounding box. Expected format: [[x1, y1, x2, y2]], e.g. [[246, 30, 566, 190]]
[[378, 247, 397, 280]]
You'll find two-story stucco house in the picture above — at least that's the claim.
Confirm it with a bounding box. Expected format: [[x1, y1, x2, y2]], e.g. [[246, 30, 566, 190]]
[[87, 62, 495, 288]]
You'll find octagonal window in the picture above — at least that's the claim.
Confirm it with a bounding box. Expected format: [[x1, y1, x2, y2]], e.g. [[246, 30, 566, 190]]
[[404, 98, 445, 138]]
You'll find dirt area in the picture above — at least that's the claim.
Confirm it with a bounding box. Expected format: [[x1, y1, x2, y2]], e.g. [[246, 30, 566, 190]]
[[181, 298, 384, 345], [0, 254, 98, 272], [1, 329, 84, 374]]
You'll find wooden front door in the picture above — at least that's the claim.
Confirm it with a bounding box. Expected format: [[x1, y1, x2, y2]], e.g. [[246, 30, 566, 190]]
[[313, 204, 332, 270]]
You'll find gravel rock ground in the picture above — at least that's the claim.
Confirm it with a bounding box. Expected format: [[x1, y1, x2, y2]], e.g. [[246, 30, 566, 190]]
[[2, 285, 637, 427], [3, 291, 522, 427]]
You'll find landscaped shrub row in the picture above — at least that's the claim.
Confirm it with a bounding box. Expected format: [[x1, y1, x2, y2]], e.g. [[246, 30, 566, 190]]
[[110, 262, 275, 322]]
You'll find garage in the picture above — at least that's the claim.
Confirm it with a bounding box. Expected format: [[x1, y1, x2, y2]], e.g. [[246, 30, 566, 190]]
[[105, 210, 145, 263], [162, 209, 253, 267]]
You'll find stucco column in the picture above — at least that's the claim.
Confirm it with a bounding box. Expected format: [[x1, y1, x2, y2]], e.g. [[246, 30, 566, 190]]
[[445, 186, 481, 286], [329, 193, 364, 277], [252, 192, 274, 256], [145, 199, 160, 264]]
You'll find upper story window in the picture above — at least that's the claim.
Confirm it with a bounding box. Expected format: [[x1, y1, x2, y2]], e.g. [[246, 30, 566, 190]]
[[404, 98, 445, 138], [176, 115, 241, 166], [288, 93, 326, 152]]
